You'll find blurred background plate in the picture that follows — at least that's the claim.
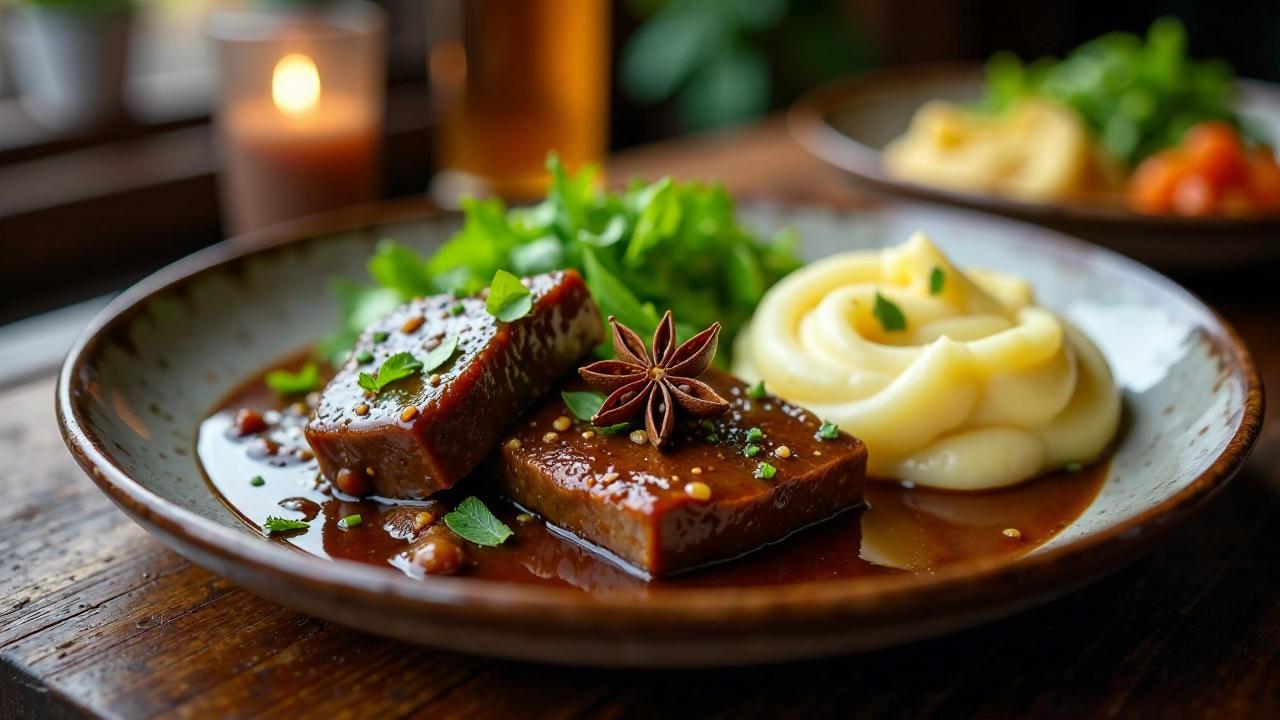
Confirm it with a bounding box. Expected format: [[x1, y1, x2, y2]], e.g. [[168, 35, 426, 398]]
[[788, 64, 1280, 271]]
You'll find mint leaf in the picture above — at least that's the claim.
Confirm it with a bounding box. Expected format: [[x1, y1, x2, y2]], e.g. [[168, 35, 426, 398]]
[[443, 496, 513, 547], [873, 293, 907, 332], [930, 267, 946, 295], [357, 352, 423, 394], [263, 516, 309, 534], [421, 336, 458, 374], [486, 270, 533, 322], [264, 362, 321, 396]]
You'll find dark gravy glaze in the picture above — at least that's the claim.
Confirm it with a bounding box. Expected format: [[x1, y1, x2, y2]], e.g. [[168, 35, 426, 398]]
[[197, 354, 1107, 595]]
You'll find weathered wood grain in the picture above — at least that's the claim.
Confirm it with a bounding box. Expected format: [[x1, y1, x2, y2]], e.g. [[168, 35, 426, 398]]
[[3, 126, 1278, 719]]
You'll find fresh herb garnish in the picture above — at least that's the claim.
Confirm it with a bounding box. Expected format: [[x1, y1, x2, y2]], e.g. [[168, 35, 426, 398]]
[[421, 336, 458, 374], [449, 303, 465, 316], [705, 432, 720, 443], [338, 514, 362, 529], [354, 350, 374, 364], [485, 269, 534, 322], [443, 496, 513, 547], [320, 154, 801, 365], [372, 331, 389, 343], [929, 267, 946, 295], [817, 421, 840, 440], [744, 444, 761, 458], [755, 462, 777, 480], [264, 362, 321, 396], [262, 516, 309, 534], [747, 380, 767, 400], [560, 390, 630, 434], [357, 352, 424, 394], [249, 475, 265, 487], [745, 427, 764, 443], [873, 292, 907, 332]]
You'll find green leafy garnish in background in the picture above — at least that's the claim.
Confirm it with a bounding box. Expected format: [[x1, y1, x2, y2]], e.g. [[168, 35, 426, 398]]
[[357, 352, 423, 395], [264, 362, 321, 396], [485, 270, 534, 322], [873, 293, 906, 333], [980, 17, 1248, 167], [443, 496, 513, 547], [321, 154, 801, 365]]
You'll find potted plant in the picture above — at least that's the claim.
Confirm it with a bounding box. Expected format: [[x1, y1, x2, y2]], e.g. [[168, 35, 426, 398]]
[[3, 0, 137, 132]]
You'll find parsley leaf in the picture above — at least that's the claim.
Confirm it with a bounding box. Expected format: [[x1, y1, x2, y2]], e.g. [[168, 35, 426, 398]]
[[873, 292, 907, 332], [421, 336, 458, 374], [356, 352, 424, 394], [929, 266, 946, 295], [817, 420, 840, 440], [486, 269, 534, 322], [264, 363, 321, 396], [755, 462, 777, 480], [746, 380, 767, 400], [263, 516, 309, 534], [443, 496, 513, 547], [560, 390, 630, 434]]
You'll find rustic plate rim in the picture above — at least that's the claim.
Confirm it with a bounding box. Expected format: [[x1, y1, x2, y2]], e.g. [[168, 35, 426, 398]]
[[55, 198, 1264, 628]]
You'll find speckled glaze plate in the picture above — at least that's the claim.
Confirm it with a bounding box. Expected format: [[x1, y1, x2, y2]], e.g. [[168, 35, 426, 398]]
[[57, 199, 1261, 666], [788, 65, 1280, 271]]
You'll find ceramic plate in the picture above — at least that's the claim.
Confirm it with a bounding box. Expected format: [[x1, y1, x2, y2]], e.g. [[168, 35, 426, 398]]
[[788, 65, 1280, 271], [57, 199, 1261, 666]]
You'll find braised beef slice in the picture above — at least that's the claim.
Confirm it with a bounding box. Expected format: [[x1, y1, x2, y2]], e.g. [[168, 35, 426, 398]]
[[307, 270, 602, 499], [496, 370, 867, 577]]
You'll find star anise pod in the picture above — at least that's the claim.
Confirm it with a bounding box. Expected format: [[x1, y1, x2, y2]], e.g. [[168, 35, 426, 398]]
[[579, 310, 730, 449]]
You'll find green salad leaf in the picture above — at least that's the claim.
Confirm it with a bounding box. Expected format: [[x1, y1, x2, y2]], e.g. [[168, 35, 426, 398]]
[[980, 17, 1249, 166], [443, 496, 513, 547], [321, 154, 802, 365]]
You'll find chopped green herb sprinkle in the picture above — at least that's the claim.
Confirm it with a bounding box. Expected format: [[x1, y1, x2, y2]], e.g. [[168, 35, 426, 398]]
[[817, 421, 839, 440], [249, 475, 265, 487], [372, 330, 389, 343], [449, 303, 465, 316], [357, 352, 424, 394], [755, 462, 777, 480], [745, 427, 764, 443], [338, 514, 363, 529], [355, 350, 374, 364], [873, 292, 907, 332], [1065, 462, 1084, 473], [929, 266, 946, 295], [744, 444, 761, 458], [262, 516, 309, 534], [705, 432, 720, 443], [747, 380, 767, 400]]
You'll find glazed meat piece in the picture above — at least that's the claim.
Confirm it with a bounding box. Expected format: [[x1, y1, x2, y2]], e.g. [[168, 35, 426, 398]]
[[307, 270, 602, 499], [497, 370, 867, 577]]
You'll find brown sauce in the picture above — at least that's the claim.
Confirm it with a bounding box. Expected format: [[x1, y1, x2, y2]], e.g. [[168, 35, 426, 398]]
[[197, 353, 1107, 595]]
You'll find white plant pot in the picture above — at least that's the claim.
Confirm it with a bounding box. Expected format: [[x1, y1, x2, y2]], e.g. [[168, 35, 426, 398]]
[[5, 5, 134, 132]]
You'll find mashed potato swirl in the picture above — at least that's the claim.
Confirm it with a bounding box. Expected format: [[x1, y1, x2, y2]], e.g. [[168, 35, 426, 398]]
[[732, 233, 1120, 490]]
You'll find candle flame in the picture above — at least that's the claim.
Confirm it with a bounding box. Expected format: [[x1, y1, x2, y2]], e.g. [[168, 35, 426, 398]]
[[272, 53, 321, 116]]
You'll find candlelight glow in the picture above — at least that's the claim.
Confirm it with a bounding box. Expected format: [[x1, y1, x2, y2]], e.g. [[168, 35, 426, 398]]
[[272, 53, 321, 116]]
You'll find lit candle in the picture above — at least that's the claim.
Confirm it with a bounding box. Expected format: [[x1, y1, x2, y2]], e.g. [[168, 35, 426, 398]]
[[208, 2, 385, 235]]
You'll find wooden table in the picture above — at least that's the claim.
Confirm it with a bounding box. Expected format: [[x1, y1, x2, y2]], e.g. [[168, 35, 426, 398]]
[[4, 122, 1278, 719]]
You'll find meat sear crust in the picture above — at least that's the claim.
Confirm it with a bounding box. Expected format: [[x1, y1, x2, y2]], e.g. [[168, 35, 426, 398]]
[[497, 370, 867, 577]]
